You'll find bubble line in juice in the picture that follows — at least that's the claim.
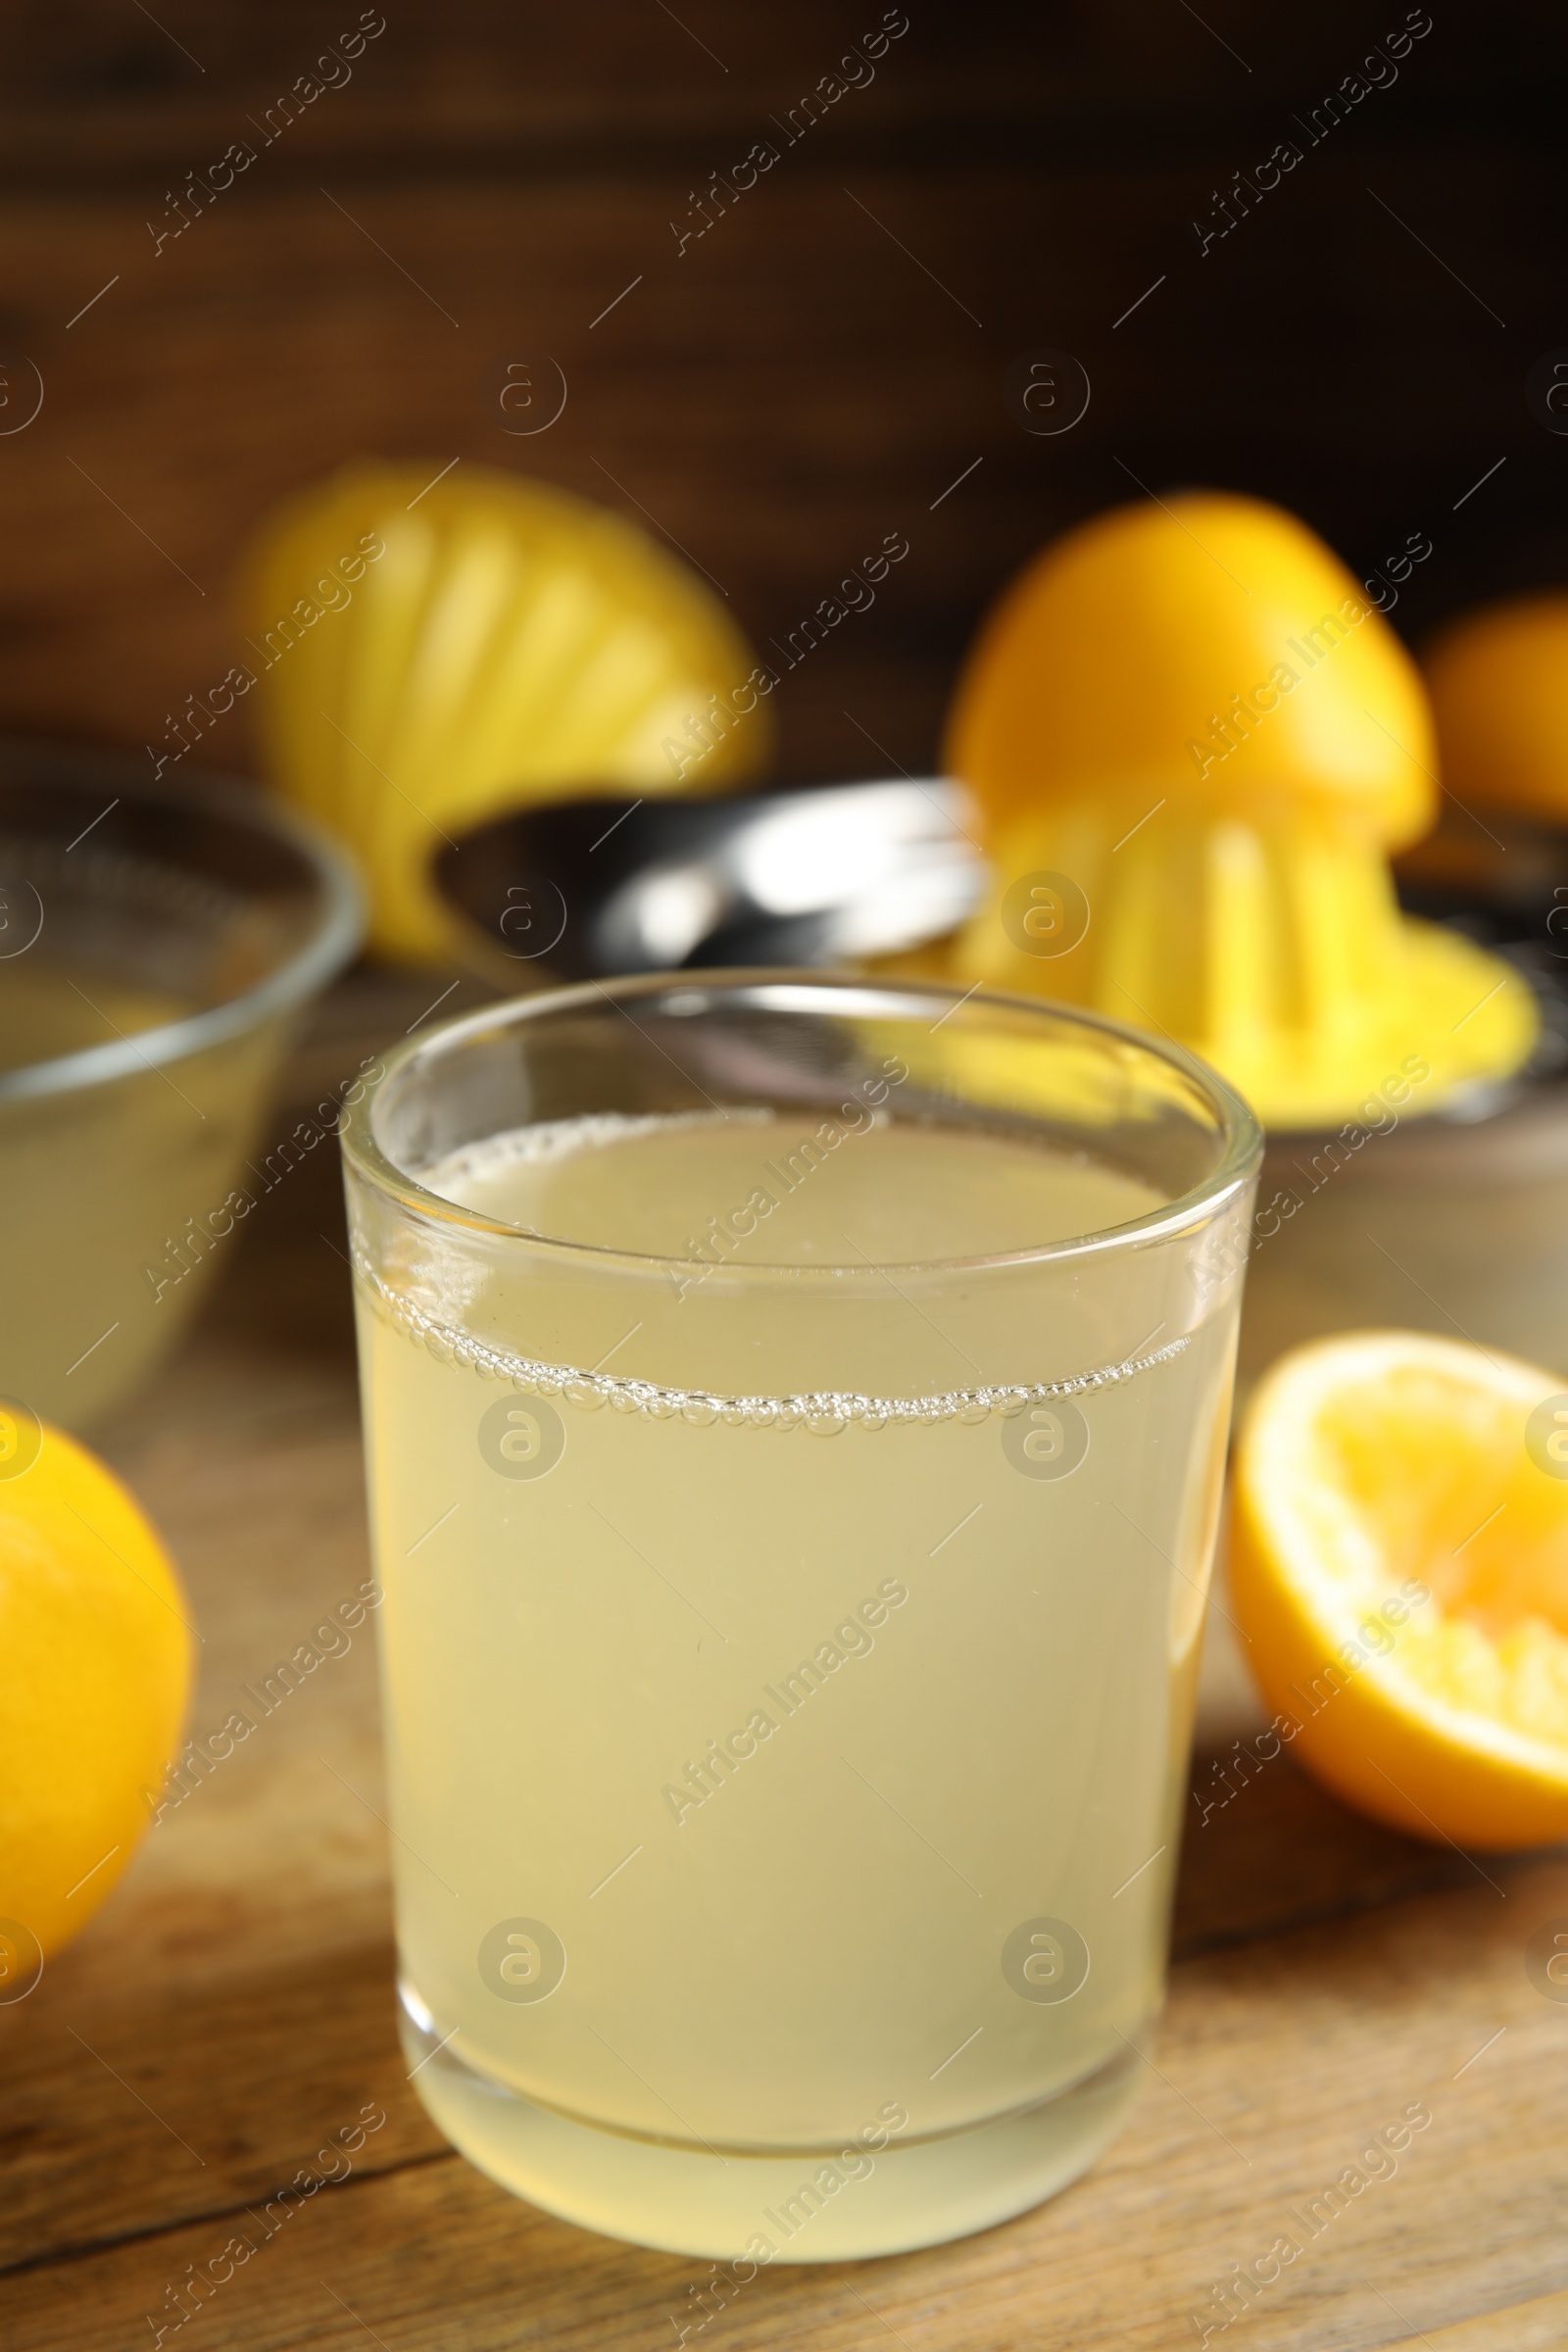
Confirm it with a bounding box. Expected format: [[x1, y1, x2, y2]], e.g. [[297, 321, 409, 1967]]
[[350, 1246, 1193, 1433]]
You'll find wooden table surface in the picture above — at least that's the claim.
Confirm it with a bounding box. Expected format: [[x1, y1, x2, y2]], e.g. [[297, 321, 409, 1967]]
[[5, 980, 1567, 2352]]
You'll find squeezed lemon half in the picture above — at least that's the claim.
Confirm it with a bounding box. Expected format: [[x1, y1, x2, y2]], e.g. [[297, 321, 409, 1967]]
[[1230, 1331, 1568, 1850]]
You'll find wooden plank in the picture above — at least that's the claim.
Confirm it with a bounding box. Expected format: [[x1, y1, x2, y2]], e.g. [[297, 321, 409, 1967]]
[[0, 1726, 1512, 2280], [1, 1711, 1502, 2281], [0, 138, 1559, 800], [6, 981, 1566, 2344], [6, 978, 1560, 2352], [6, 1855, 1568, 2348], [2, 3, 1563, 186], [1381, 2286, 1568, 2350]]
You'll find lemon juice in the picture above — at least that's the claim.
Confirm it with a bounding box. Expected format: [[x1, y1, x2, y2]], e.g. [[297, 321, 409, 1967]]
[[352, 1101, 1244, 2259], [0, 961, 289, 1429], [2, 966, 199, 1428]]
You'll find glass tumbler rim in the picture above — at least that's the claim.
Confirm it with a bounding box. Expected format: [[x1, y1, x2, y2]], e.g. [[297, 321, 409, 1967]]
[[341, 969, 1263, 1285]]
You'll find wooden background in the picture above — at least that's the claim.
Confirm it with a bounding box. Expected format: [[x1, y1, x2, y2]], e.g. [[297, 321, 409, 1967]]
[[0, 0, 1565, 790]]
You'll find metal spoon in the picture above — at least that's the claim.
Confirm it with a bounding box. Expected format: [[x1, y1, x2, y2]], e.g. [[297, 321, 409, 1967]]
[[433, 778, 985, 984]]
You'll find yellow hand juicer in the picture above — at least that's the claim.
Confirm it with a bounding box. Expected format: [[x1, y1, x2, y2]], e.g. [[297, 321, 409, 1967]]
[[943, 493, 1535, 1132]]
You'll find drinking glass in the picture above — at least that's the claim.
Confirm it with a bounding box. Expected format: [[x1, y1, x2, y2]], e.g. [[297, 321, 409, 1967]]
[[341, 974, 1260, 2261]]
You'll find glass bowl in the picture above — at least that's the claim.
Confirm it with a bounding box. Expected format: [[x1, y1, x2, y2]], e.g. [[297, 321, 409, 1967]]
[[0, 742, 362, 1432]]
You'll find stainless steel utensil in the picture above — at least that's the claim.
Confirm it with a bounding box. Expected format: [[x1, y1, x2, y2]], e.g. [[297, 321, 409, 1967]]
[[432, 778, 985, 985]]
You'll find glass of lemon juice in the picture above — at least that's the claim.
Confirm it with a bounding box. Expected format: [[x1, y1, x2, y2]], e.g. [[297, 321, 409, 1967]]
[[343, 975, 1260, 2260]]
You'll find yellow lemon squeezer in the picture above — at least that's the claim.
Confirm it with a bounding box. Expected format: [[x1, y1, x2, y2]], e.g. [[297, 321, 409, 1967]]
[[238, 464, 772, 963], [942, 494, 1537, 1132]]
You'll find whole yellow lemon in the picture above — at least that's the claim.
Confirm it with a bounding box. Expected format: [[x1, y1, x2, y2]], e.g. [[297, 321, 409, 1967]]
[[0, 1413, 192, 1974], [1424, 592, 1568, 822]]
